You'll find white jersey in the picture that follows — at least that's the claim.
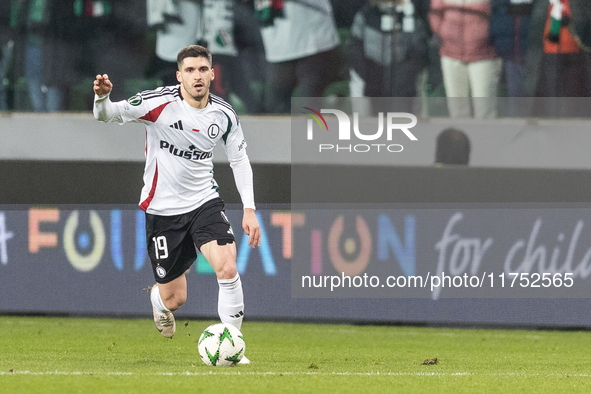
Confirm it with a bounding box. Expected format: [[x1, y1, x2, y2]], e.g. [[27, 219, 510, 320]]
[[94, 85, 253, 216]]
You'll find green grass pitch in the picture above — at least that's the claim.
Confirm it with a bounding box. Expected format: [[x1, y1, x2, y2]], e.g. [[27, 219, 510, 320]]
[[1, 316, 590, 393]]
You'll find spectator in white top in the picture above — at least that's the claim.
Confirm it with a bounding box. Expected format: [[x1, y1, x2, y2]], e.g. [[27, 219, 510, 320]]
[[258, 0, 341, 113]]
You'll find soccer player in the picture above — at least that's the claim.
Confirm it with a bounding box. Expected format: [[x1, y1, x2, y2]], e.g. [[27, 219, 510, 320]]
[[92, 45, 260, 363]]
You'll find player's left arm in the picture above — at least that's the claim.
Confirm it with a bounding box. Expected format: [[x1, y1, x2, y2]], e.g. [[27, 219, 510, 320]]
[[242, 207, 260, 248], [223, 117, 261, 248]]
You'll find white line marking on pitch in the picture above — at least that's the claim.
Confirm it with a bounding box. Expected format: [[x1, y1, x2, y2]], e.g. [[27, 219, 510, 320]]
[[1, 371, 590, 377]]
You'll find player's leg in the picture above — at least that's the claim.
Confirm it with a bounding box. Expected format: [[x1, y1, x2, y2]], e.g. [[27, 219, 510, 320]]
[[149, 282, 177, 338], [191, 199, 249, 363], [200, 240, 244, 330], [200, 240, 250, 364], [152, 274, 187, 312], [146, 211, 197, 338], [190, 198, 243, 329]]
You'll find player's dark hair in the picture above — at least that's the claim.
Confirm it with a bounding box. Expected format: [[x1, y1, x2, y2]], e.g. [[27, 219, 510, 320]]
[[435, 127, 471, 165], [177, 45, 213, 69]]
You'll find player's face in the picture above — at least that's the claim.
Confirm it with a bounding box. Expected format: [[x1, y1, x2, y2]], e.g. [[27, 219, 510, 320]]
[[177, 56, 214, 106]]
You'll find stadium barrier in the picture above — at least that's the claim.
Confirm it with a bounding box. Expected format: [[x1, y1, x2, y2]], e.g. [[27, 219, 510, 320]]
[[1, 166, 591, 327], [2, 113, 591, 327]]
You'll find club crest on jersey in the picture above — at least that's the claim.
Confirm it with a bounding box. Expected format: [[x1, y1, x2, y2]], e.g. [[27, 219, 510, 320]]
[[127, 94, 142, 106], [208, 124, 221, 139], [156, 266, 166, 278]]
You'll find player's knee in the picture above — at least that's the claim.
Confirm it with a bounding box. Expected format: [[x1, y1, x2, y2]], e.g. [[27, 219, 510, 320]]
[[217, 261, 237, 280]]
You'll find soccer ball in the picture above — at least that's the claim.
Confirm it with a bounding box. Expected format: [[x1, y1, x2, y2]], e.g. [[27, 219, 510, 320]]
[[198, 323, 245, 367]]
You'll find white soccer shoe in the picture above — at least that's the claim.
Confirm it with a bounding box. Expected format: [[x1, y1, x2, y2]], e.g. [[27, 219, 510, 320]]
[[238, 356, 251, 365], [150, 284, 176, 338]]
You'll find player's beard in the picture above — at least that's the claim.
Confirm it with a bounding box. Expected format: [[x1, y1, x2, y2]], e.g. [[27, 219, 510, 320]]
[[187, 79, 210, 102]]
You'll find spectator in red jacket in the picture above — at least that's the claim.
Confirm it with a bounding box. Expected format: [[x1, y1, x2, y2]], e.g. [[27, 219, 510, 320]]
[[429, 0, 501, 118]]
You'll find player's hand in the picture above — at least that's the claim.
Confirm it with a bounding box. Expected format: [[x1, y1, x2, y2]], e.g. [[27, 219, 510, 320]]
[[93, 74, 113, 96], [242, 208, 260, 248]]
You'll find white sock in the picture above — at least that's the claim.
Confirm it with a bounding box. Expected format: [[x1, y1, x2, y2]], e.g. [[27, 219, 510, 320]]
[[150, 285, 171, 314], [218, 274, 244, 330]]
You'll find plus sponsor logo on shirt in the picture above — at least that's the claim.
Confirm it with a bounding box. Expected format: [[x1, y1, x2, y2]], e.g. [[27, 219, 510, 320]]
[[159, 140, 213, 161]]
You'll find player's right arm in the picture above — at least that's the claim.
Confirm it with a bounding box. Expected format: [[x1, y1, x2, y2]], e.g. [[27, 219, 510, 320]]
[[93, 74, 112, 96], [93, 74, 158, 125], [93, 74, 125, 123]]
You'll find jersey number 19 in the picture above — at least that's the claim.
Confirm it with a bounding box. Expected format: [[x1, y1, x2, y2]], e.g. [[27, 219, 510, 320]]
[[152, 236, 169, 259]]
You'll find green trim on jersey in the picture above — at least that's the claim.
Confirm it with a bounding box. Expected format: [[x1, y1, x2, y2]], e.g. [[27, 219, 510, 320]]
[[221, 111, 232, 144], [210, 170, 219, 192]]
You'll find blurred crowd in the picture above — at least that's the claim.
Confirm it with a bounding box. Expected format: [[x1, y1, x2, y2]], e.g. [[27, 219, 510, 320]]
[[0, 0, 590, 116]]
